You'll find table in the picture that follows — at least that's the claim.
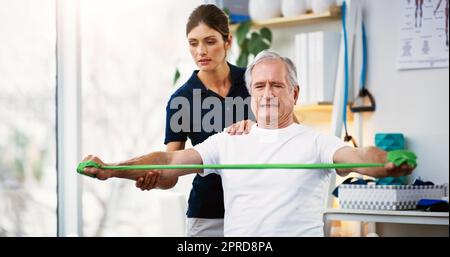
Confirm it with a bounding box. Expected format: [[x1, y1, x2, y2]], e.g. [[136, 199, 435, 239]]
[[323, 208, 449, 236]]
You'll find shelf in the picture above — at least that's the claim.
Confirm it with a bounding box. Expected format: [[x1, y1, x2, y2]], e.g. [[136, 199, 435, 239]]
[[230, 6, 341, 31], [294, 103, 353, 124]]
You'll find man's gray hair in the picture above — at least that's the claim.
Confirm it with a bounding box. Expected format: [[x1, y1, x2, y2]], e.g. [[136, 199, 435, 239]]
[[244, 50, 298, 93]]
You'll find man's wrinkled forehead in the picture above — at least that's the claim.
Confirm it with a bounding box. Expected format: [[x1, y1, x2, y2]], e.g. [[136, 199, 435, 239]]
[[251, 60, 288, 86]]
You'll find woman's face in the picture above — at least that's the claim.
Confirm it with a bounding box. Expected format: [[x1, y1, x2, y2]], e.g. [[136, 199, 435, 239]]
[[187, 22, 231, 71]]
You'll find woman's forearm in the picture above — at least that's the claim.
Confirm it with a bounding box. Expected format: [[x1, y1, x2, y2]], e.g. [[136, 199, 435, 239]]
[[108, 151, 170, 180], [107, 149, 201, 185]]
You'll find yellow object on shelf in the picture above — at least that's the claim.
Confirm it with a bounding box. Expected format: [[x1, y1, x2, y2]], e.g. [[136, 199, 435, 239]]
[[230, 6, 341, 31], [294, 103, 353, 124]]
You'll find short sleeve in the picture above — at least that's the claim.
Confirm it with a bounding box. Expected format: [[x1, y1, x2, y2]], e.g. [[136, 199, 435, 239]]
[[164, 97, 188, 144], [193, 132, 224, 177], [316, 133, 348, 171]]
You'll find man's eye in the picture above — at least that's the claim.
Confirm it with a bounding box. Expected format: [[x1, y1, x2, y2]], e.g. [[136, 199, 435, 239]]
[[189, 42, 198, 47], [207, 41, 216, 45]]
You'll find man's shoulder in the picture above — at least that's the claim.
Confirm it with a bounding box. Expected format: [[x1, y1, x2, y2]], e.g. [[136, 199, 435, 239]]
[[202, 130, 250, 147], [293, 124, 331, 135], [285, 124, 338, 144], [196, 131, 229, 146]]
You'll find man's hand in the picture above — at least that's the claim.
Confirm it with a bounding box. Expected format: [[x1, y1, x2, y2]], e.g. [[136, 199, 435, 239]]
[[334, 146, 416, 178], [226, 120, 255, 135], [81, 155, 113, 180], [363, 162, 415, 178], [136, 171, 160, 191]]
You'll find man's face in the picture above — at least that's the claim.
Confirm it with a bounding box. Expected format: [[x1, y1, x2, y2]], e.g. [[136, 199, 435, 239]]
[[250, 59, 299, 127]]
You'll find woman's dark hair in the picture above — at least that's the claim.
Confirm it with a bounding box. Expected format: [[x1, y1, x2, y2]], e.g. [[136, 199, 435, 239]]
[[186, 4, 230, 42]]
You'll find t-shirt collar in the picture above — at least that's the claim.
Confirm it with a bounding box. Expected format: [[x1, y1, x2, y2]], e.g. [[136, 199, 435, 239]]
[[252, 123, 302, 134]]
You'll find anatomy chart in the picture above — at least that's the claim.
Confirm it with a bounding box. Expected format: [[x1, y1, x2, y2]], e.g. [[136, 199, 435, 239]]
[[398, 0, 449, 69]]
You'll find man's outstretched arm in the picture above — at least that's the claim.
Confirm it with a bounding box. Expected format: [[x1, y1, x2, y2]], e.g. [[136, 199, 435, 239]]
[[333, 146, 415, 178], [82, 149, 203, 188]]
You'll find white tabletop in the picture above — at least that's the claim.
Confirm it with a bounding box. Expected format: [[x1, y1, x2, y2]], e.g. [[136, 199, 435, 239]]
[[324, 208, 449, 225]]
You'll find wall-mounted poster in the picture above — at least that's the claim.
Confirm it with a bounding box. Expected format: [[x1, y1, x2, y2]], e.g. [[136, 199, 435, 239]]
[[398, 0, 449, 70]]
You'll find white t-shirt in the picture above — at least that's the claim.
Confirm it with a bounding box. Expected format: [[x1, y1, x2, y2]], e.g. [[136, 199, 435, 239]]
[[193, 123, 347, 237]]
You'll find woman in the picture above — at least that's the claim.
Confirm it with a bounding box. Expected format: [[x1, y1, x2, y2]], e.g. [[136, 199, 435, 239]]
[[136, 4, 254, 237]]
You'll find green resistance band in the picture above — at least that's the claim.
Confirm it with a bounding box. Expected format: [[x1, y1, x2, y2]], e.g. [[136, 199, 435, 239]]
[[76, 150, 417, 178]]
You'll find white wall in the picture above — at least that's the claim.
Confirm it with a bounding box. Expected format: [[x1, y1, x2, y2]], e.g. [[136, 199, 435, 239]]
[[363, 0, 449, 184], [269, 0, 449, 185]]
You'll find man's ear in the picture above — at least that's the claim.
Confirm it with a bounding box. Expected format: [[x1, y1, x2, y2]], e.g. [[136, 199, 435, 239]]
[[293, 85, 300, 104]]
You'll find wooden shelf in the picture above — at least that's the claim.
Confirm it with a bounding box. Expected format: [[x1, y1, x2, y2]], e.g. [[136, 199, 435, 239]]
[[230, 6, 341, 31], [294, 103, 353, 124]]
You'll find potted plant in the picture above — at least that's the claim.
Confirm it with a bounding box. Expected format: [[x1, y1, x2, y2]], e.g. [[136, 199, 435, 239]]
[[234, 21, 272, 67]]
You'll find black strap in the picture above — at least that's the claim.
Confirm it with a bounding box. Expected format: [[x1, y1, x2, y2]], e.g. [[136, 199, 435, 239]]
[[344, 133, 358, 148], [350, 88, 376, 113]]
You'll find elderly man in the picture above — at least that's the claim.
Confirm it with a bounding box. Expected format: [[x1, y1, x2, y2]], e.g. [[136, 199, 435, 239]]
[[82, 50, 414, 236]]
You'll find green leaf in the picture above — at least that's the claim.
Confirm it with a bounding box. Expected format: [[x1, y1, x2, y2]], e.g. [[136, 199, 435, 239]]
[[239, 37, 249, 52], [237, 52, 249, 67], [235, 24, 272, 67], [32, 149, 47, 182], [237, 38, 250, 67], [249, 33, 270, 56], [260, 27, 272, 43], [236, 21, 251, 46], [14, 130, 29, 148], [13, 159, 25, 181], [173, 68, 180, 86], [248, 32, 259, 53]]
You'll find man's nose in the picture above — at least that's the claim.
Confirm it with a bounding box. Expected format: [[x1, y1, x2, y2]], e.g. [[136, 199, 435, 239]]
[[262, 83, 274, 98]]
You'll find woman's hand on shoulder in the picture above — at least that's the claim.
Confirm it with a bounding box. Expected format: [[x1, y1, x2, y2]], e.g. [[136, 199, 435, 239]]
[[226, 120, 255, 135]]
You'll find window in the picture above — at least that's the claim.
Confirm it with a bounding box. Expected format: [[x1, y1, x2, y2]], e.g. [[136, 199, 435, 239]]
[[0, 0, 57, 236], [0, 0, 205, 237], [80, 0, 202, 236]]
